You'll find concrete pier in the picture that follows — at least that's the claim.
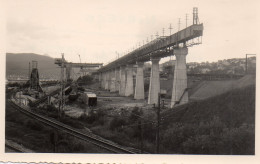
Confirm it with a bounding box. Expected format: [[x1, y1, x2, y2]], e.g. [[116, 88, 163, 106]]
[[134, 62, 145, 99], [115, 68, 120, 92], [148, 58, 160, 105], [101, 73, 105, 88], [125, 65, 134, 96], [107, 71, 111, 91], [102, 73, 104, 89], [171, 47, 188, 108], [119, 66, 126, 96], [110, 69, 116, 92], [98, 73, 101, 82], [105, 72, 109, 90]]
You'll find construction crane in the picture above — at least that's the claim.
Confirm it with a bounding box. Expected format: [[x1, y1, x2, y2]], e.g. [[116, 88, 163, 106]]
[[54, 55, 103, 81], [55, 54, 103, 115]]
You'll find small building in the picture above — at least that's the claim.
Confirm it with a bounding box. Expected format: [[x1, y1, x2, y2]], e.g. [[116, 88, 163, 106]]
[[80, 92, 97, 106]]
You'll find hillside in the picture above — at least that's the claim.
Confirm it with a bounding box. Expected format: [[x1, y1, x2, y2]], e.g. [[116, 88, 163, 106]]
[[161, 57, 256, 75], [6, 53, 60, 79], [160, 84, 255, 154], [159, 75, 255, 101], [189, 75, 255, 100]]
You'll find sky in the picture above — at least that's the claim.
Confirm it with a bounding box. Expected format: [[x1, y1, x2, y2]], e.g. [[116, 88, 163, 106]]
[[5, 0, 259, 64]]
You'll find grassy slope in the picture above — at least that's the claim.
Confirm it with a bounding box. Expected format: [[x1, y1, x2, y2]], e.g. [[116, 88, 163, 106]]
[[180, 85, 255, 126], [160, 84, 255, 154], [189, 75, 255, 100], [159, 74, 255, 100]]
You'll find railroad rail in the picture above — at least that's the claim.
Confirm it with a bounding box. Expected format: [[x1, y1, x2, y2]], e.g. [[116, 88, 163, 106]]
[[8, 96, 137, 154], [5, 144, 24, 153], [29, 88, 60, 107], [30, 82, 71, 107]]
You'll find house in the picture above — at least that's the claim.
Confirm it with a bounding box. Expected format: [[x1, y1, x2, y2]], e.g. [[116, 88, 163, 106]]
[[201, 68, 211, 74]]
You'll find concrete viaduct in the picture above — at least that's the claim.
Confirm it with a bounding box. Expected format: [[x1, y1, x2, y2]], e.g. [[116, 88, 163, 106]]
[[94, 23, 203, 108]]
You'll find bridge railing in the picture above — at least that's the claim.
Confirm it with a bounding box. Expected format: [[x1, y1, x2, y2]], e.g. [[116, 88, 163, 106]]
[[97, 24, 203, 72]]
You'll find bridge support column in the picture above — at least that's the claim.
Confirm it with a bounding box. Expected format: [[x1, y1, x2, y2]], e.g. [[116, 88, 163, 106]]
[[105, 72, 109, 90], [101, 73, 105, 89], [100, 72, 104, 88], [107, 70, 112, 91], [125, 65, 134, 96], [119, 66, 126, 96], [171, 47, 188, 108], [148, 58, 160, 105], [134, 62, 145, 99], [110, 69, 116, 92], [66, 66, 72, 81], [115, 68, 120, 92], [98, 73, 102, 82]]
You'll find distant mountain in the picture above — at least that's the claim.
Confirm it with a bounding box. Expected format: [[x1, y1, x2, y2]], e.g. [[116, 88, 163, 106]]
[[6, 53, 60, 79]]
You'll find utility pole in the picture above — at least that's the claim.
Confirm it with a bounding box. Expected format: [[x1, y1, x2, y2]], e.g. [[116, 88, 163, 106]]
[[139, 119, 144, 153], [155, 32, 159, 39], [59, 54, 65, 118], [176, 18, 181, 48], [169, 24, 173, 60], [162, 99, 165, 109], [162, 28, 165, 37], [169, 23, 173, 36], [156, 93, 161, 153], [193, 7, 199, 25]]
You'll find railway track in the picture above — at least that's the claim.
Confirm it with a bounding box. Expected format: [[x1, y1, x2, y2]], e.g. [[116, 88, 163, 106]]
[[5, 144, 24, 153], [8, 97, 137, 154]]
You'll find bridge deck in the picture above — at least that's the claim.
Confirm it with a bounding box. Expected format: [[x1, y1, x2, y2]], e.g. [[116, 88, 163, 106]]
[[98, 24, 203, 72]]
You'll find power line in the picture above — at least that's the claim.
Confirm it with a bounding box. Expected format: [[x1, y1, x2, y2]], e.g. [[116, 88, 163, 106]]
[[168, 23, 173, 36], [155, 31, 159, 38], [178, 18, 181, 31], [185, 14, 188, 28], [162, 28, 165, 37]]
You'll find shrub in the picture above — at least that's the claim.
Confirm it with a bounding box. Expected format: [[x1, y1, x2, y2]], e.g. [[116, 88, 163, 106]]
[[46, 104, 57, 112], [161, 118, 254, 155], [129, 107, 143, 124], [79, 109, 105, 125], [72, 142, 85, 152], [25, 120, 45, 131], [196, 116, 226, 136], [77, 75, 94, 85], [109, 117, 127, 131], [162, 123, 195, 153], [182, 134, 213, 154], [60, 116, 84, 129], [221, 124, 255, 155], [77, 86, 85, 92]]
